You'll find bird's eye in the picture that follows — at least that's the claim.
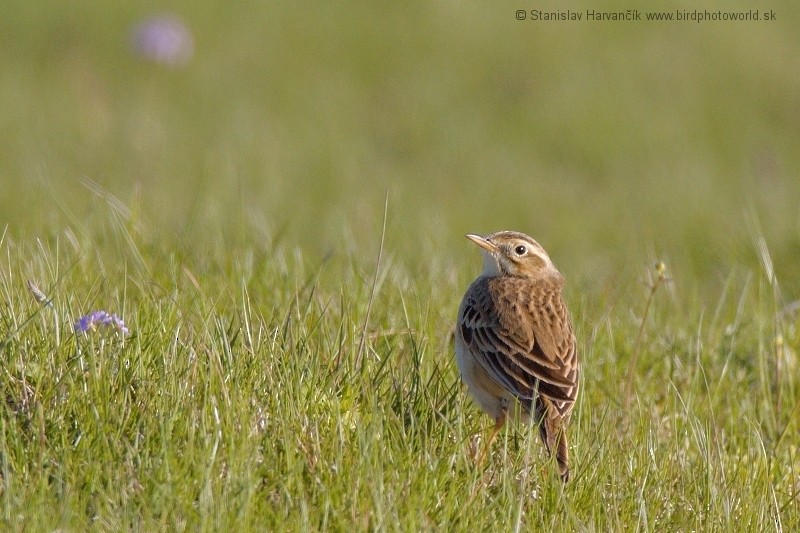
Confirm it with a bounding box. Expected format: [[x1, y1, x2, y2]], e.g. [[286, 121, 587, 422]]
[[514, 245, 527, 256]]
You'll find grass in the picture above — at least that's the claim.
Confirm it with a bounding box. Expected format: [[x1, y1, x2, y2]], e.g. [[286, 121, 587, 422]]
[[2, 0, 800, 530]]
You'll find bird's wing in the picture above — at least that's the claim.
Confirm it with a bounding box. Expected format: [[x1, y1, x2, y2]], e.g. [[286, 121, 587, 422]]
[[459, 277, 578, 408]]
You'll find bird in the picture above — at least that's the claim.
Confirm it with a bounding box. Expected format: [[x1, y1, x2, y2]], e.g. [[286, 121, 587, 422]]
[[455, 231, 579, 482]]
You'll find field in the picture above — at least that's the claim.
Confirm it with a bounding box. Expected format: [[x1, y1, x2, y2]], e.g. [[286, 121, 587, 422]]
[[1, 1, 799, 530]]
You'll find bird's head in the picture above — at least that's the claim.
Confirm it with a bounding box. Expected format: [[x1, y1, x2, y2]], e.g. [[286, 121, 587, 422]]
[[466, 231, 559, 279]]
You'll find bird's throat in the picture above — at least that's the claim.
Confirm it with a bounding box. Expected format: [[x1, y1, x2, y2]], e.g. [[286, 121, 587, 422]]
[[481, 252, 503, 277]]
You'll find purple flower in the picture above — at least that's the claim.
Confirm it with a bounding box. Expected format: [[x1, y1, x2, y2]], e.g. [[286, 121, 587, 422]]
[[131, 15, 194, 67], [74, 311, 130, 336]]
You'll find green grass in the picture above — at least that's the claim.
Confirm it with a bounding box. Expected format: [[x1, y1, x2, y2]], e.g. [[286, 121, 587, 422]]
[[2, 0, 800, 530]]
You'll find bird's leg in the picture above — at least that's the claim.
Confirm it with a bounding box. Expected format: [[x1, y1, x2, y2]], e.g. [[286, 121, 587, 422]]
[[477, 399, 509, 465]]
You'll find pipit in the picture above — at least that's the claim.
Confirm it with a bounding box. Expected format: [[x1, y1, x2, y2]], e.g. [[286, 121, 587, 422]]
[[455, 231, 579, 482]]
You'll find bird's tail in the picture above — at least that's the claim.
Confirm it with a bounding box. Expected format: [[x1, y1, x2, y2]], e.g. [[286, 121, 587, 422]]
[[554, 429, 570, 483], [537, 401, 571, 483]]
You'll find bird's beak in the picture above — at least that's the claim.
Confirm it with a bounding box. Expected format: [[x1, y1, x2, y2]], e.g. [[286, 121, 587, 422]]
[[465, 234, 498, 253]]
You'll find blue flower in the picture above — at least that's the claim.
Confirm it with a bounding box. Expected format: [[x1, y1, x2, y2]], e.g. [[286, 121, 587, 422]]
[[74, 311, 130, 336]]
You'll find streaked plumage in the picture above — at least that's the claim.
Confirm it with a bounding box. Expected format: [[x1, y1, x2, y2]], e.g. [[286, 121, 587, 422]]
[[455, 231, 579, 482]]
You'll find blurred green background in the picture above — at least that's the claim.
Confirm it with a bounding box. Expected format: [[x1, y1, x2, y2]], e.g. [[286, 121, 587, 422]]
[[2, 0, 799, 295]]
